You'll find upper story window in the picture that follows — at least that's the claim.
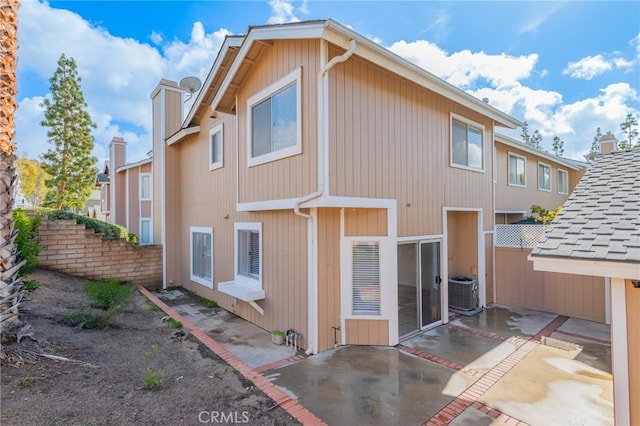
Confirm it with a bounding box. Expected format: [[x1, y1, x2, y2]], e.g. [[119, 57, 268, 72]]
[[140, 173, 151, 200], [247, 68, 301, 167], [557, 169, 568, 194], [508, 152, 526, 187], [234, 222, 262, 290], [209, 123, 223, 171], [451, 115, 484, 171], [538, 162, 551, 192]]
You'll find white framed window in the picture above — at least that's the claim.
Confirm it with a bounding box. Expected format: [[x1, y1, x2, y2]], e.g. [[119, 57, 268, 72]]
[[451, 114, 484, 171], [209, 123, 223, 171], [247, 68, 301, 167], [140, 219, 152, 245], [234, 222, 262, 290], [190, 226, 213, 288], [352, 241, 381, 316], [538, 162, 551, 192], [140, 173, 151, 200], [508, 152, 526, 187], [557, 169, 568, 194]]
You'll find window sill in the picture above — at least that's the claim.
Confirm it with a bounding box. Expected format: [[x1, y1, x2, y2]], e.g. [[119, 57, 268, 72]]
[[218, 281, 265, 302]]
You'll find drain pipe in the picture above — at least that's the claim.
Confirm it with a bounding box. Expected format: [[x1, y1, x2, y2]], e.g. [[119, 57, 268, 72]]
[[296, 38, 356, 356]]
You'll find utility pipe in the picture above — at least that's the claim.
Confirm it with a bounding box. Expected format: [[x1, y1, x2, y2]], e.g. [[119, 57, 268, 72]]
[[295, 38, 356, 356]]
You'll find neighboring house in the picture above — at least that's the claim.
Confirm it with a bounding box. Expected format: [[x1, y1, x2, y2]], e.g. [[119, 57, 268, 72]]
[[150, 20, 523, 354], [530, 149, 640, 426], [494, 133, 587, 224], [85, 189, 104, 220], [96, 136, 155, 245]]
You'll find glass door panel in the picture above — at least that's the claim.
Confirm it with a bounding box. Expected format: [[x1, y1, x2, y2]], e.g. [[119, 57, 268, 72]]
[[420, 242, 441, 327]]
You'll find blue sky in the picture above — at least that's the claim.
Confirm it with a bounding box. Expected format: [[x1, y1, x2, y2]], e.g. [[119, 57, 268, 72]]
[[16, 1, 640, 165]]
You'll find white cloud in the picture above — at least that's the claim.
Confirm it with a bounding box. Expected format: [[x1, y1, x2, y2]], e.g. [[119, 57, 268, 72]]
[[17, 1, 229, 165], [389, 39, 538, 89], [267, 0, 300, 24], [563, 54, 613, 80], [150, 31, 163, 45], [518, 1, 569, 34]]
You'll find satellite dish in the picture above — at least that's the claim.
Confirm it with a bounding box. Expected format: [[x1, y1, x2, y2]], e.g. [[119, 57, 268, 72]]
[[179, 76, 202, 101]]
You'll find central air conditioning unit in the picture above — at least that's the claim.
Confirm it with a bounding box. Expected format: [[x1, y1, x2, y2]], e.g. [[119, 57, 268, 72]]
[[448, 277, 478, 311]]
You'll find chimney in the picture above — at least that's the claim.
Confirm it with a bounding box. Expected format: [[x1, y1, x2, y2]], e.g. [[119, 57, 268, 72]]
[[600, 132, 618, 154], [109, 136, 126, 170], [108, 137, 126, 226]]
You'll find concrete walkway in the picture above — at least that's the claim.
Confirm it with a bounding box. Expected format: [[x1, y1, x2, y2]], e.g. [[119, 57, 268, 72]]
[[142, 288, 613, 426]]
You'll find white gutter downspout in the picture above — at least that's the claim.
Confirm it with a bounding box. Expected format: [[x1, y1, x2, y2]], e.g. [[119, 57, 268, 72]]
[[295, 38, 356, 355]]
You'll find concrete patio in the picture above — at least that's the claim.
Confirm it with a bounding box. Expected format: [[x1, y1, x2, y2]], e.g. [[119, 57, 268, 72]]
[[152, 290, 613, 426]]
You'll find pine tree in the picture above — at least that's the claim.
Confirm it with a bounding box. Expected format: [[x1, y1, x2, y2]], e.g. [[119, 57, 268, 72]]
[[590, 127, 602, 153], [530, 129, 543, 149], [619, 113, 639, 149], [552, 136, 564, 157], [40, 54, 97, 210], [520, 121, 530, 145]]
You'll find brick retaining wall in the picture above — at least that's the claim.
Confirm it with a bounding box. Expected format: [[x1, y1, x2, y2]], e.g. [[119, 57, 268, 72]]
[[37, 217, 162, 288]]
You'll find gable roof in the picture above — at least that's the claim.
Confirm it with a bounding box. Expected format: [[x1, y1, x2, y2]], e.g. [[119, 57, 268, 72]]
[[495, 133, 586, 171], [207, 19, 521, 127], [531, 149, 640, 264]]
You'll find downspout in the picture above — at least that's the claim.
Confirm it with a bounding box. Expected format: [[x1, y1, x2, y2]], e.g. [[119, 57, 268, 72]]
[[295, 38, 356, 355]]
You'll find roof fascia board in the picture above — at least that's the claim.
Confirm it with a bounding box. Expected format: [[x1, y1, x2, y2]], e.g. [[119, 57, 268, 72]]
[[183, 36, 244, 128], [322, 20, 522, 129], [166, 125, 200, 146], [115, 158, 152, 173], [210, 23, 325, 112], [495, 133, 582, 171], [530, 254, 640, 280]]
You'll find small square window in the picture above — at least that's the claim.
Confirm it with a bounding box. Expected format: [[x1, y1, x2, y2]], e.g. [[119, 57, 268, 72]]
[[538, 163, 551, 192], [451, 116, 484, 171], [209, 123, 223, 171]]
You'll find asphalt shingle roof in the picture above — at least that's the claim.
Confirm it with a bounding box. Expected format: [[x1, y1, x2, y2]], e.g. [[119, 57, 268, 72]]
[[531, 149, 640, 263], [95, 172, 110, 184]]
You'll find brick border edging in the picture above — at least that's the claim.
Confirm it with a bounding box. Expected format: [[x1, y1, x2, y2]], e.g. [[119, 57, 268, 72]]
[[137, 286, 326, 426], [255, 354, 308, 374], [423, 315, 570, 426]]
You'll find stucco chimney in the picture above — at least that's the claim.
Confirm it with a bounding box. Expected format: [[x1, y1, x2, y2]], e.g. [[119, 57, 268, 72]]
[[600, 132, 618, 154]]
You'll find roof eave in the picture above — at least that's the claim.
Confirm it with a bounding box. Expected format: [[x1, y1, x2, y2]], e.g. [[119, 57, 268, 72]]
[[530, 253, 640, 280], [495, 133, 583, 171]]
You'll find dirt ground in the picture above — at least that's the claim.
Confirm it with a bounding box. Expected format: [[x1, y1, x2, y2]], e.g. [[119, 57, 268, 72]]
[[1, 269, 298, 426]]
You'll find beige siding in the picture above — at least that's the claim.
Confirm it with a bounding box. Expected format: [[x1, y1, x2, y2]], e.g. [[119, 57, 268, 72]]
[[485, 234, 494, 304], [114, 169, 126, 226], [152, 95, 163, 243], [495, 143, 584, 213], [447, 211, 479, 280], [236, 39, 319, 203], [495, 248, 606, 322], [328, 49, 495, 235], [165, 90, 183, 138], [317, 208, 342, 351], [345, 319, 389, 345], [344, 208, 387, 237], [627, 279, 640, 425], [165, 111, 309, 347], [140, 200, 152, 218], [141, 162, 151, 173]]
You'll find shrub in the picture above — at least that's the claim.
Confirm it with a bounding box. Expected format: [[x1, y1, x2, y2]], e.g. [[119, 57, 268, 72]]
[[83, 278, 132, 310], [12, 209, 42, 276], [167, 319, 182, 329], [22, 279, 40, 293], [62, 308, 115, 329], [38, 208, 137, 243], [143, 344, 164, 390]]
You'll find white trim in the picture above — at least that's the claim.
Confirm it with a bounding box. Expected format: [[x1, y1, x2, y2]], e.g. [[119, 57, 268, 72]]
[[166, 126, 200, 146], [150, 81, 183, 99], [234, 222, 263, 290], [605, 277, 611, 325], [209, 123, 224, 171], [557, 168, 569, 194], [246, 67, 302, 167], [109, 142, 117, 225], [160, 89, 167, 288], [308, 208, 318, 354], [238, 198, 299, 211], [537, 161, 552, 192], [610, 277, 630, 426], [495, 210, 527, 215], [139, 172, 152, 201], [189, 226, 214, 288], [507, 151, 527, 188], [450, 113, 486, 173], [237, 195, 397, 212], [397, 234, 444, 242], [115, 158, 152, 173], [483, 230, 494, 235], [495, 133, 583, 171], [529, 255, 640, 280], [125, 169, 129, 229]]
